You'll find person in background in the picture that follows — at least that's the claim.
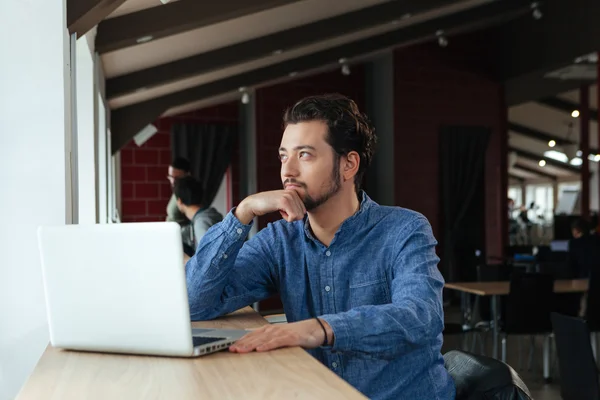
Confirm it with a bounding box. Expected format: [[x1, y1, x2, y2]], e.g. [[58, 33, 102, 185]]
[[569, 218, 600, 279], [166, 157, 191, 224], [173, 176, 223, 249], [184, 94, 454, 400]]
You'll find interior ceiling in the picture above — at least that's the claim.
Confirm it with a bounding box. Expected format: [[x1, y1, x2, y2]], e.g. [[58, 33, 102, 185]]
[[103, 0, 489, 109], [97, 0, 598, 160], [508, 83, 599, 182]]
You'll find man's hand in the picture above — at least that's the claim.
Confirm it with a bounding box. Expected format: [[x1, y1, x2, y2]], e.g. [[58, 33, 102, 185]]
[[234, 190, 306, 225], [229, 318, 332, 353]]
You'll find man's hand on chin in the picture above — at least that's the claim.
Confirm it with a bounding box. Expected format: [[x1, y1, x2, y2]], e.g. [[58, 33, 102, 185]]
[[229, 318, 332, 353]]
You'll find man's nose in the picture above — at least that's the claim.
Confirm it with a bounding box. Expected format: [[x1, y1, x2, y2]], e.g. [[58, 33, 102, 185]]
[[281, 157, 299, 178]]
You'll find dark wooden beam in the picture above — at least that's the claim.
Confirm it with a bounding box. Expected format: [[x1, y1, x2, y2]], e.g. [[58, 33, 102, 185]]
[[111, 0, 530, 153], [580, 85, 590, 219], [508, 122, 575, 146], [96, 0, 303, 54], [509, 147, 581, 174], [509, 174, 525, 182], [68, 0, 127, 38], [513, 163, 557, 180], [538, 97, 598, 122], [106, 0, 461, 99]]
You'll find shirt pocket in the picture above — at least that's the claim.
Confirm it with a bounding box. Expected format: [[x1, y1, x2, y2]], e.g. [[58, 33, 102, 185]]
[[348, 273, 391, 308]]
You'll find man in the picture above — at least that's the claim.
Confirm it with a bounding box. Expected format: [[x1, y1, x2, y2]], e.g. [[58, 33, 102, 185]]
[[185, 94, 455, 399], [173, 176, 223, 248], [166, 157, 191, 224], [569, 218, 600, 279]]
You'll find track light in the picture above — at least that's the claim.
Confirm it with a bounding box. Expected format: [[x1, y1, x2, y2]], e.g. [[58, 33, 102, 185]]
[[239, 87, 250, 105], [538, 160, 546, 167], [548, 140, 556, 148], [531, 2, 542, 19], [571, 110, 580, 118], [339, 58, 351, 76], [436, 30, 448, 47]]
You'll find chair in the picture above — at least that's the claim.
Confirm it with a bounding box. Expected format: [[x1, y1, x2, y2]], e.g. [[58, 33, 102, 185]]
[[537, 262, 581, 317], [501, 273, 554, 380], [551, 313, 600, 400], [443, 350, 532, 400]]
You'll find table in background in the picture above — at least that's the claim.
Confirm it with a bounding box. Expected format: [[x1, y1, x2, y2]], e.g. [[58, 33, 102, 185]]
[[445, 279, 588, 359], [16, 308, 366, 400]]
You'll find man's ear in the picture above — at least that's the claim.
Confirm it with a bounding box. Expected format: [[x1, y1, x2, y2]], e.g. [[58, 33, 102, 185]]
[[342, 151, 360, 182]]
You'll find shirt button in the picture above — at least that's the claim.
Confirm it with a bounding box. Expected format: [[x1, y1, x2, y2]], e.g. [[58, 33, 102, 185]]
[[236, 228, 243, 234], [325, 251, 331, 256], [223, 254, 228, 259], [332, 362, 338, 369], [325, 285, 331, 292]]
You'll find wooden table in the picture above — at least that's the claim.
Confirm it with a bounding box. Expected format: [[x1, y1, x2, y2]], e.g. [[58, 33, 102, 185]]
[[16, 308, 366, 400], [445, 279, 588, 361]]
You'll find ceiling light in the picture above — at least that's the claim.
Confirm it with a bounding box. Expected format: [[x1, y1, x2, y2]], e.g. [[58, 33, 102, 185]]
[[577, 150, 583, 157], [390, 20, 400, 25], [548, 140, 556, 148], [570, 157, 583, 166], [571, 110, 580, 118], [595, 154, 600, 162], [288, 71, 298, 77], [531, 2, 542, 19], [136, 35, 154, 44], [341, 64, 351, 76], [538, 160, 546, 167], [272, 49, 283, 55], [544, 150, 569, 162], [159, 0, 171, 4], [241, 92, 250, 105], [436, 30, 448, 47]]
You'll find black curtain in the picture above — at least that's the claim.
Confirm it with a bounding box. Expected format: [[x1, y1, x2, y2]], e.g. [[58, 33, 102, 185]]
[[171, 123, 237, 207], [440, 126, 491, 283]]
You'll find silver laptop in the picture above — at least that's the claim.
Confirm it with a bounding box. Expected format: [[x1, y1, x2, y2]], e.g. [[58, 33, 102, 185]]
[[37, 221, 247, 357]]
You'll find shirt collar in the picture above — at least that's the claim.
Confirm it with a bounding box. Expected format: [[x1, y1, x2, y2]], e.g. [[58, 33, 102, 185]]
[[302, 191, 374, 244]]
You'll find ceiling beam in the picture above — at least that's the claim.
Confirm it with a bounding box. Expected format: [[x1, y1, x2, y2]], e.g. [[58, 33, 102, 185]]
[[508, 122, 575, 146], [513, 163, 558, 181], [479, 0, 600, 105], [509, 174, 525, 182], [111, 0, 530, 153], [95, 0, 303, 54], [68, 0, 127, 38], [538, 97, 598, 122], [509, 147, 581, 174], [106, 0, 462, 99]]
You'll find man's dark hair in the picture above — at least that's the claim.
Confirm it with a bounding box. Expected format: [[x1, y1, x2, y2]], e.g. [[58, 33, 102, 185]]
[[171, 157, 190, 173], [572, 218, 590, 235], [283, 93, 377, 192], [173, 176, 204, 206]]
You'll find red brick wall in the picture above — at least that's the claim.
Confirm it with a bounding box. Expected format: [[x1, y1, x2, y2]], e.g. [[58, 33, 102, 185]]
[[393, 40, 507, 260], [120, 103, 240, 222], [255, 66, 367, 229]]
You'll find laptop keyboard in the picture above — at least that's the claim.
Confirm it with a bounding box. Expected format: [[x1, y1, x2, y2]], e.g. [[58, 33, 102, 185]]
[[192, 336, 228, 347]]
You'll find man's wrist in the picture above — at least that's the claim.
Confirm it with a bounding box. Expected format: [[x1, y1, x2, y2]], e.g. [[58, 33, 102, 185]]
[[234, 200, 255, 225], [316, 318, 334, 346]]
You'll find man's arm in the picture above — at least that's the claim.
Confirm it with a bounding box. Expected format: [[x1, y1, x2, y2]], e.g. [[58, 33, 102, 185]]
[[186, 189, 306, 321], [319, 216, 444, 360], [186, 211, 276, 320]]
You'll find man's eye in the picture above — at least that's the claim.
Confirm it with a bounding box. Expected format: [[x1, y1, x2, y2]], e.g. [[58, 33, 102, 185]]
[[279, 154, 288, 161], [299, 152, 311, 158]]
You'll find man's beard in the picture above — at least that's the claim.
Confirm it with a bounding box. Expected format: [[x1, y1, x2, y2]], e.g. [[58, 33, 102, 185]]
[[283, 160, 342, 211]]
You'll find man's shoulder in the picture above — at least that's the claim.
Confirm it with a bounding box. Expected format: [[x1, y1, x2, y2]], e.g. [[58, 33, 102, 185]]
[[367, 203, 430, 232]]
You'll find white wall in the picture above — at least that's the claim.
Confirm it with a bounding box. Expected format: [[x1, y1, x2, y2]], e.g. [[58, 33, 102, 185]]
[[77, 37, 97, 224], [210, 170, 231, 217], [0, 1, 70, 399]]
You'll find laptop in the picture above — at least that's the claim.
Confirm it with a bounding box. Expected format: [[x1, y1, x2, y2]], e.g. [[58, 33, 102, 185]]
[[37, 221, 248, 357]]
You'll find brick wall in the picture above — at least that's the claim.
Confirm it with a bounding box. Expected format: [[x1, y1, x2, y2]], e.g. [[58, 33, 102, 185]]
[[255, 66, 367, 229], [120, 103, 240, 222], [393, 40, 507, 261]]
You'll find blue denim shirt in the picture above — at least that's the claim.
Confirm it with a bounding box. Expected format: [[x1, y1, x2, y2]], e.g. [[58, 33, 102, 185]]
[[186, 192, 455, 400]]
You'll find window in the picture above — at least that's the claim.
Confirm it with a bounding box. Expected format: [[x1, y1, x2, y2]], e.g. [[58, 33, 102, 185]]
[[525, 183, 554, 222]]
